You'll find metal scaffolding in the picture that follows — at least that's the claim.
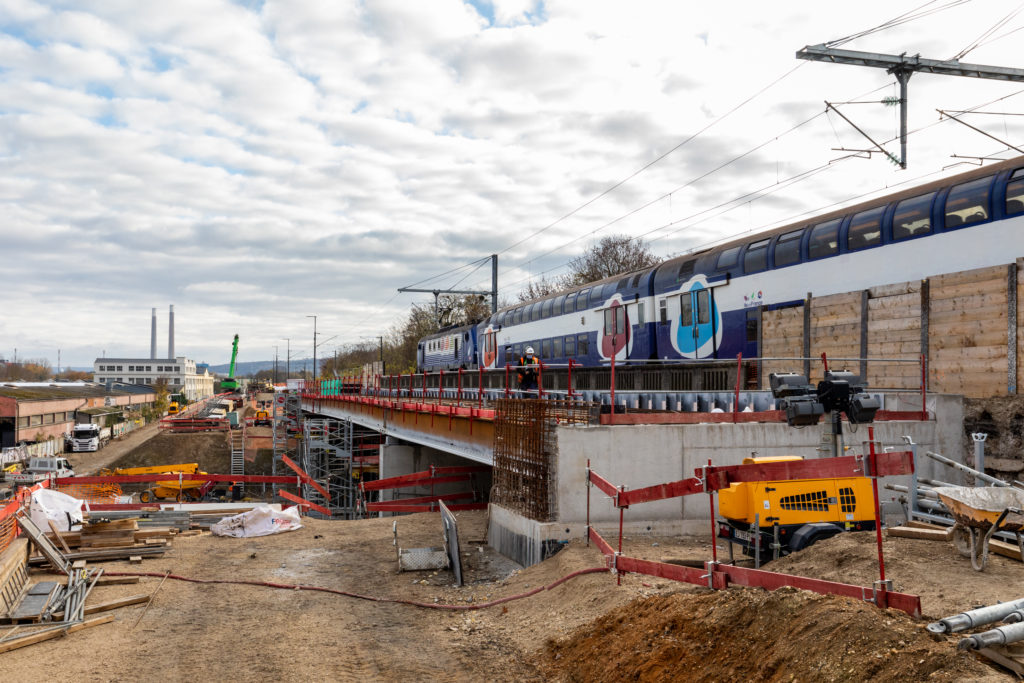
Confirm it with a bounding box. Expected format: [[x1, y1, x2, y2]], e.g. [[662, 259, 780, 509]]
[[301, 418, 361, 519]]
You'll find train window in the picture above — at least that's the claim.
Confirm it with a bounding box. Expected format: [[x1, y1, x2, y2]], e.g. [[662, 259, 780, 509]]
[[680, 293, 693, 325], [773, 229, 803, 267], [744, 239, 769, 273], [564, 335, 576, 357], [577, 333, 589, 356], [717, 246, 740, 269], [542, 299, 553, 319], [553, 295, 565, 316], [604, 308, 614, 335], [553, 337, 562, 358], [945, 176, 992, 228], [513, 343, 522, 359], [696, 289, 710, 325], [616, 277, 629, 291], [847, 207, 884, 251], [531, 303, 541, 321], [636, 301, 646, 324], [590, 286, 607, 306], [893, 192, 934, 240], [659, 299, 668, 323], [542, 339, 552, 359], [676, 259, 696, 281], [1007, 169, 1024, 215], [631, 273, 642, 287], [808, 219, 840, 259], [576, 289, 590, 311]]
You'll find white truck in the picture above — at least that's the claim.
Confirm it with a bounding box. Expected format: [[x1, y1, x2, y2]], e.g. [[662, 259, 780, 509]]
[[68, 423, 110, 452], [5, 457, 75, 485]]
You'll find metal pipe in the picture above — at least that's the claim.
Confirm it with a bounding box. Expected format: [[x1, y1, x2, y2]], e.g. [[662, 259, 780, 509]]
[[885, 483, 940, 499], [923, 450, 1009, 487], [958, 621, 1024, 650], [928, 596, 1024, 633]]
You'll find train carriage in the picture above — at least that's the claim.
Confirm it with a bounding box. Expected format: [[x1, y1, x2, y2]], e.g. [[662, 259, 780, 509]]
[[416, 155, 1024, 374]]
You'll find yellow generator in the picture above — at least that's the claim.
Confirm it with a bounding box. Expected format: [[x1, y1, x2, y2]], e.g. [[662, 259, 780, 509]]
[[717, 455, 876, 562]]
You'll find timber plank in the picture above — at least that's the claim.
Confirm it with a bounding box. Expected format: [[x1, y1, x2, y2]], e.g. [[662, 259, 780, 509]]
[[0, 614, 113, 654], [932, 264, 1012, 288], [885, 526, 953, 541], [870, 280, 921, 298]]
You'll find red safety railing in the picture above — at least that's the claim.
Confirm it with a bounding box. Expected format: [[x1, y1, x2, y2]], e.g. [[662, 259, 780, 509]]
[[300, 352, 931, 427], [358, 465, 489, 516], [585, 427, 922, 617], [0, 479, 51, 554]]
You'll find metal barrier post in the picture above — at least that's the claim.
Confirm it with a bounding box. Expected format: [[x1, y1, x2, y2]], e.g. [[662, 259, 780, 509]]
[[505, 365, 510, 399], [567, 359, 574, 400], [478, 366, 483, 409], [610, 352, 616, 415], [920, 354, 927, 421], [733, 353, 742, 420], [538, 361, 544, 400], [457, 368, 463, 407]]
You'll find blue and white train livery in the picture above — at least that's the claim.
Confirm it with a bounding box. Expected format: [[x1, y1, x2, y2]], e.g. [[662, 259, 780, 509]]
[[417, 155, 1024, 372]]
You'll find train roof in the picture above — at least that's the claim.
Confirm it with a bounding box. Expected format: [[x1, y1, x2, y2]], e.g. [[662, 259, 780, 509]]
[[676, 153, 1024, 264]]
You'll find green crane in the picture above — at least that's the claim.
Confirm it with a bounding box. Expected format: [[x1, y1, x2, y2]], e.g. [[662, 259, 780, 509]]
[[221, 334, 240, 392]]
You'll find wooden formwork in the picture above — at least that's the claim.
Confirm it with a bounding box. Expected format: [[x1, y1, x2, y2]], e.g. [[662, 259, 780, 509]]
[[760, 260, 1024, 398]]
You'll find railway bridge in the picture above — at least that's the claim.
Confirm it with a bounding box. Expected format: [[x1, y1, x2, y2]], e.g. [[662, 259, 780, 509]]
[[296, 379, 966, 565]]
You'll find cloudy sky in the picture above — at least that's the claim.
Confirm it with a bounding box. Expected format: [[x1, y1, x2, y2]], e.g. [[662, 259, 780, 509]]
[[3, 0, 1023, 368]]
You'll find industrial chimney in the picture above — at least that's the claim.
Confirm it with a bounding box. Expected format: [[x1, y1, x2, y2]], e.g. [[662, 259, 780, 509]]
[[150, 308, 157, 359], [168, 305, 175, 359]]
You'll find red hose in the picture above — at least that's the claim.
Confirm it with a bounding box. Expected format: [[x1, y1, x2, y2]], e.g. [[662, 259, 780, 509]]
[[103, 566, 609, 611]]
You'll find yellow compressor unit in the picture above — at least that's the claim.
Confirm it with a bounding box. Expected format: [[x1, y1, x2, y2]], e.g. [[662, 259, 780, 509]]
[[717, 455, 876, 562]]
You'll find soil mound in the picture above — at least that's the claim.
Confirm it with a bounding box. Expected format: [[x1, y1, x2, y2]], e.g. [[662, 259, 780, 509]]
[[543, 587, 1000, 682], [108, 432, 230, 472]]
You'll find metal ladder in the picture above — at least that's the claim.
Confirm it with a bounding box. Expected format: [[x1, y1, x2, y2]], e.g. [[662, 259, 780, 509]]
[[229, 429, 245, 491]]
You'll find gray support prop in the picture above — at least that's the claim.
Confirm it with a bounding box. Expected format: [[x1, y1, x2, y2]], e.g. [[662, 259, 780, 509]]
[[803, 293, 812, 380], [928, 596, 1024, 634], [1009, 263, 1018, 395], [920, 279, 930, 390], [860, 290, 869, 382]]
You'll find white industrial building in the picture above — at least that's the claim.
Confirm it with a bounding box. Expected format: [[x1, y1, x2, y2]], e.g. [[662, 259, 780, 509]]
[[91, 305, 215, 401]]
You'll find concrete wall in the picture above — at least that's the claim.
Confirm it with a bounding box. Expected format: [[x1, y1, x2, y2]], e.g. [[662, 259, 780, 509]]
[[554, 393, 965, 533]]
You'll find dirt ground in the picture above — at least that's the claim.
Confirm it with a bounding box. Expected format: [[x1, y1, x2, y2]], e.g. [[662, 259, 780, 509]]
[[3, 511, 1020, 682], [963, 395, 1024, 481]]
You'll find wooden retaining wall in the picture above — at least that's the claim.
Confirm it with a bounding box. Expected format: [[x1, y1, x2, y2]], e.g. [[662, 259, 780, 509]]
[[759, 261, 1022, 398]]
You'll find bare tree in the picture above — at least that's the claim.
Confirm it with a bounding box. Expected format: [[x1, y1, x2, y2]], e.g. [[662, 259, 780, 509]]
[[563, 234, 660, 286], [517, 276, 561, 303], [516, 234, 660, 301]]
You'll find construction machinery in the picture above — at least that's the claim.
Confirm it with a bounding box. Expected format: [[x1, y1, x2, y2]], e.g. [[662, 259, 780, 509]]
[[254, 409, 271, 427], [168, 401, 180, 415], [717, 455, 877, 562], [220, 334, 240, 392], [101, 463, 209, 503]]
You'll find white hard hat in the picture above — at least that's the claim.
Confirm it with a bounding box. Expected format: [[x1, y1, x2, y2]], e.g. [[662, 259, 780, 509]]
[[525, 347, 534, 355]]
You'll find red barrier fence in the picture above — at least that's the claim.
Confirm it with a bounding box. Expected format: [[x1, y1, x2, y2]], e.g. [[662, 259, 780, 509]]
[[0, 479, 50, 554], [585, 427, 921, 617]]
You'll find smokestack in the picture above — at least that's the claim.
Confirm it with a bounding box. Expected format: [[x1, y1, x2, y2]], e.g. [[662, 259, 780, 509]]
[[151, 308, 157, 359], [168, 305, 175, 359]]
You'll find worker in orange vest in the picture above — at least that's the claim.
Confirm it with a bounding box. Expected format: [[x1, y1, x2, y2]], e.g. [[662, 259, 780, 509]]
[[517, 347, 540, 398]]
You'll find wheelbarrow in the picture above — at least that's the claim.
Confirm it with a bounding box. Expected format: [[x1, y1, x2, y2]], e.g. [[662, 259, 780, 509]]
[[933, 486, 1024, 572]]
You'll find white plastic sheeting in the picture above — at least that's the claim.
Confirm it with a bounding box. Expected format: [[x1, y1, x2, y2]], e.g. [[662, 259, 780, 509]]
[[211, 505, 303, 538], [29, 488, 84, 532]]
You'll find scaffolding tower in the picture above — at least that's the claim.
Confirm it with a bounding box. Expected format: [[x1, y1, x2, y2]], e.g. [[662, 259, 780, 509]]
[[301, 418, 360, 519]]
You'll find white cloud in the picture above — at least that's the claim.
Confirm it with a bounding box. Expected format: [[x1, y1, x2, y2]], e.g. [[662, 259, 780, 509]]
[[2, 0, 1023, 366]]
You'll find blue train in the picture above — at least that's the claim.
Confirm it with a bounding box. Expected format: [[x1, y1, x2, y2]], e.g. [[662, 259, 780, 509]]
[[417, 155, 1024, 373]]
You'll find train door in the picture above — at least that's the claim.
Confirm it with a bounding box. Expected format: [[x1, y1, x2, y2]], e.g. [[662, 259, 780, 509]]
[[627, 299, 651, 358], [678, 286, 717, 359]]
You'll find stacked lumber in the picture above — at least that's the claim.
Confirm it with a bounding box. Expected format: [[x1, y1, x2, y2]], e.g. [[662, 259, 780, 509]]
[[81, 519, 139, 548], [45, 525, 177, 549]]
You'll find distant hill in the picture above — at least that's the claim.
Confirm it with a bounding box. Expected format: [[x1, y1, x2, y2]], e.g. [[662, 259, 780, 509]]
[[207, 359, 311, 376]]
